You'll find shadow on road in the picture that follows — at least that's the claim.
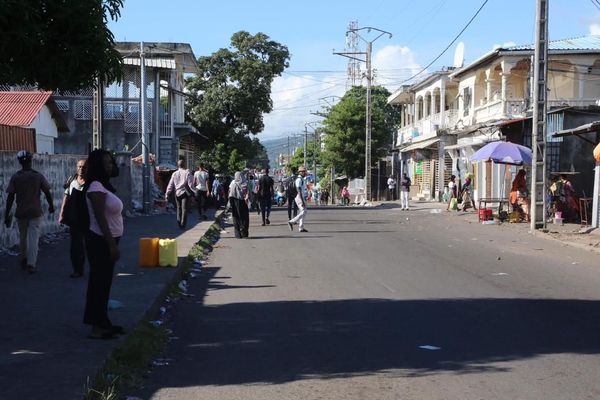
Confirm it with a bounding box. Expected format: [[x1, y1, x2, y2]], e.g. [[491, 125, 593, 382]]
[[144, 287, 600, 391]]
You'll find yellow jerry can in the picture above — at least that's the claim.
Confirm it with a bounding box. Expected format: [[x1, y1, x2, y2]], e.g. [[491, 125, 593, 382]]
[[158, 238, 178, 267]]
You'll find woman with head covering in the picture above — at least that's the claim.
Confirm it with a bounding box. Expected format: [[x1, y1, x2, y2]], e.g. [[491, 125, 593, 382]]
[[228, 171, 250, 238], [459, 175, 475, 212], [83, 149, 125, 339], [509, 169, 530, 222]]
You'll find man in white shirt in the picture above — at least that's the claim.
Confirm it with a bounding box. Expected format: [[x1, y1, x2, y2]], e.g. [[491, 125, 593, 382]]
[[387, 175, 397, 201], [194, 163, 211, 220], [287, 166, 308, 233]]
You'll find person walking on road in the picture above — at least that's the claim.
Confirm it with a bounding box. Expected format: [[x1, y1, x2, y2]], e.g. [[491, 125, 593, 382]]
[[4, 150, 54, 274], [288, 166, 309, 232], [228, 171, 249, 238], [285, 170, 298, 220], [58, 159, 87, 278], [194, 163, 210, 220], [400, 173, 411, 210], [83, 149, 124, 339], [257, 168, 274, 226], [165, 159, 195, 229]]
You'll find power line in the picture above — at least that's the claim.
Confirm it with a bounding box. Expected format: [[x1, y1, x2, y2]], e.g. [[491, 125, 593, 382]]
[[398, 0, 489, 85]]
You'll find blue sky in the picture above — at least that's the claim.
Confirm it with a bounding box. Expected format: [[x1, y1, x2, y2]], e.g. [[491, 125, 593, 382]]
[[109, 0, 600, 140]]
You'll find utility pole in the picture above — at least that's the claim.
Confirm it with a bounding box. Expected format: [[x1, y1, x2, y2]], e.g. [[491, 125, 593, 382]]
[[140, 42, 151, 214], [304, 125, 308, 168], [92, 77, 104, 150], [530, 0, 548, 230], [334, 26, 392, 201]]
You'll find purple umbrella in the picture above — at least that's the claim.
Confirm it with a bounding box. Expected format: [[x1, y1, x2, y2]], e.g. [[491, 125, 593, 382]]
[[469, 141, 532, 165]]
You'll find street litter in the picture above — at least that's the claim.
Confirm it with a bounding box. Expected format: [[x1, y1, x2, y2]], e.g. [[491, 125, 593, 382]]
[[220, 230, 228, 234], [152, 358, 173, 366], [150, 320, 163, 327], [116, 272, 134, 277], [189, 272, 199, 278], [159, 306, 166, 318], [178, 280, 188, 293], [430, 209, 442, 214], [572, 262, 580, 265], [496, 256, 502, 260], [108, 299, 123, 310], [492, 272, 509, 276], [419, 345, 441, 350]]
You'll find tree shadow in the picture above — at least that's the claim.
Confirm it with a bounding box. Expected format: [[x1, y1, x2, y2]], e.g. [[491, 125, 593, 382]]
[[140, 294, 600, 391]]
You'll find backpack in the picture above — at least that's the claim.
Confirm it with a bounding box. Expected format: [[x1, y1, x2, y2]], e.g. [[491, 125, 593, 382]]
[[284, 176, 298, 199], [64, 188, 90, 232]]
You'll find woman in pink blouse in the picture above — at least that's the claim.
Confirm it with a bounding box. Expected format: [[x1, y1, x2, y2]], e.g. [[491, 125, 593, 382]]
[[83, 149, 124, 339]]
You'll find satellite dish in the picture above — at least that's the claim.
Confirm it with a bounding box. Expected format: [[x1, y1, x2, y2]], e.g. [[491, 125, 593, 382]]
[[453, 42, 465, 68]]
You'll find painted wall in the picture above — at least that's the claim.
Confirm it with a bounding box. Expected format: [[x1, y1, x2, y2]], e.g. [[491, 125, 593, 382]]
[[29, 106, 58, 154], [0, 151, 143, 251]]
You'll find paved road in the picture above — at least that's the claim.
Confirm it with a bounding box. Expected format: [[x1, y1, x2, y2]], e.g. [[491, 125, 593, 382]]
[[133, 205, 600, 400]]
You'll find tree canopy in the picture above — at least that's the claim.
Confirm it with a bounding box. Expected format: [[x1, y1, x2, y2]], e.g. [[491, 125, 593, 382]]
[[321, 86, 399, 179], [0, 0, 124, 90], [185, 31, 289, 173]]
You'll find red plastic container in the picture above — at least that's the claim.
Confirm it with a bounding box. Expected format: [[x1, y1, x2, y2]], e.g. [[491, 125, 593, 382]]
[[478, 208, 493, 221]]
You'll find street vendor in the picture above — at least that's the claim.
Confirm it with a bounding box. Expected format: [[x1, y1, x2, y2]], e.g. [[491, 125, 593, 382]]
[[509, 169, 530, 222]]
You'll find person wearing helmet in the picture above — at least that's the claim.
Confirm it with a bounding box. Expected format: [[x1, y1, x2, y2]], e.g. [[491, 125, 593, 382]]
[[4, 151, 54, 274]]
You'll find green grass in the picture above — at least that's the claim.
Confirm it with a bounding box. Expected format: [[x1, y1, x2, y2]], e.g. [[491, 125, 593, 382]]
[[84, 217, 224, 399]]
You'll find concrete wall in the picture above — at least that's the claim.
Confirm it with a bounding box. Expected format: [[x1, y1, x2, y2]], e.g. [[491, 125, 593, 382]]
[[30, 105, 58, 154], [0, 151, 147, 250], [0, 152, 84, 250]]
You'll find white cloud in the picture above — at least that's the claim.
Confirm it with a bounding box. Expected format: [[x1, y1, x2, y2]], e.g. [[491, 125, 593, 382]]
[[259, 45, 421, 141], [372, 45, 421, 89], [259, 73, 345, 141], [590, 23, 600, 35]]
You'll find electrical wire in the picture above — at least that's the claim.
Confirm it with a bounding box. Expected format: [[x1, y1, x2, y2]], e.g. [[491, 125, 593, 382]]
[[397, 0, 490, 85]]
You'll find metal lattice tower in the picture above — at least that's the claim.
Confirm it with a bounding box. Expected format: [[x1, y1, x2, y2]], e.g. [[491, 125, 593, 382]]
[[346, 20, 361, 89]]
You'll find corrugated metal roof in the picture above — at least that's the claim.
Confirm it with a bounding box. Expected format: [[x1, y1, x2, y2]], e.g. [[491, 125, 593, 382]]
[[123, 57, 176, 69], [506, 35, 600, 51], [400, 137, 440, 152], [0, 124, 36, 152], [0, 91, 52, 126]]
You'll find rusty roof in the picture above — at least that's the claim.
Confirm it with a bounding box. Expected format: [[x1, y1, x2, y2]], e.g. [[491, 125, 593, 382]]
[[0, 91, 53, 126]]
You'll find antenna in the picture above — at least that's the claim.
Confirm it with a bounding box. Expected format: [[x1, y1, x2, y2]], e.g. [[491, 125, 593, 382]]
[[453, 42, 465, 68]]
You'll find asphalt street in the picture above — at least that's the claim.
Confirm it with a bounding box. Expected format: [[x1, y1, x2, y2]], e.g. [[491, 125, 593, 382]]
[[133, 204, 600, 400]]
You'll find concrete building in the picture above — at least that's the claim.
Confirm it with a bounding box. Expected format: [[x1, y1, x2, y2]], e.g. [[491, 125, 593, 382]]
[[389, 35, 600, 205], [387, 70, 459, 200], [53, 42, 200, 168]]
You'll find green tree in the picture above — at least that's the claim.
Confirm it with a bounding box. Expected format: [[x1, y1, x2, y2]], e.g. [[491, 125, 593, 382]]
[[0, 0, 124, 90], [186, 31, 290, 171], [322, 86, 399, 179], [288, 138, 321, 175]]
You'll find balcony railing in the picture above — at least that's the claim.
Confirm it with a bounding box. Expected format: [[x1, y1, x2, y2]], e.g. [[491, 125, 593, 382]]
[[396, 109, 460, 145]]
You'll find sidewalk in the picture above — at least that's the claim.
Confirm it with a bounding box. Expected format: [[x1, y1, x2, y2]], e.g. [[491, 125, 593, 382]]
[[377, 199, 600, 255], [0, 210, 218, 400]]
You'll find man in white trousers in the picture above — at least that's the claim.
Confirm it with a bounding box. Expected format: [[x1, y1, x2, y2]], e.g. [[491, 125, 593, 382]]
[[288, 166, 309, 232]]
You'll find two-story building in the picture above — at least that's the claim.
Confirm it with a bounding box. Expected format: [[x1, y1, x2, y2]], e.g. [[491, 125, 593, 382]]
[[448, 35, 600, 202], [389, 35, 600, 203], [54, 41, 199, 168], [387, 69, 459, 200]]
